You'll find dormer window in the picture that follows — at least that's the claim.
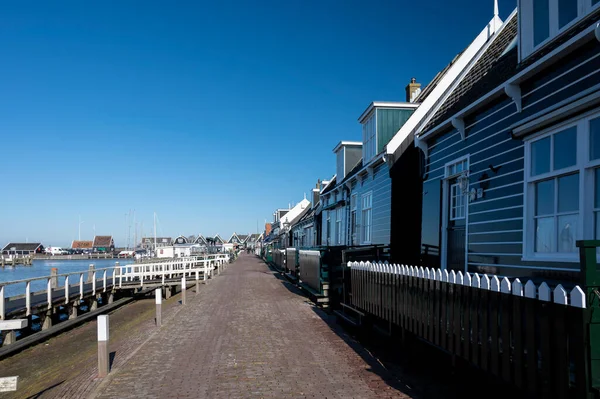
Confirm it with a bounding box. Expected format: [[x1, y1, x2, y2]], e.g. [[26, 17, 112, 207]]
[[521, 0, 600, 60], [362, 113, 376, 163]]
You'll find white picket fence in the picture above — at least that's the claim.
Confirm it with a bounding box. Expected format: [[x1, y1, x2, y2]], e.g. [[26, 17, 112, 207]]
[[348, 261, 586, 314]]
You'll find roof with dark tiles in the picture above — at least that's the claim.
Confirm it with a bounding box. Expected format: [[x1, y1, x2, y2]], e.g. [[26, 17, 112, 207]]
[[420, 9, 600, 137], [2, 243, 42, 252], [421, 13, 518, 132], [93, 236, 113, 247]]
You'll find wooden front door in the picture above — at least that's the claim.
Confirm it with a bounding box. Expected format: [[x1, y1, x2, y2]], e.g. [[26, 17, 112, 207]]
[[445, 176, 467, 272]]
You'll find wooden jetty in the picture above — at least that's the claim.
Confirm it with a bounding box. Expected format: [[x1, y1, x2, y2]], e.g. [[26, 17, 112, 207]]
[[0, 256, 33, 268]]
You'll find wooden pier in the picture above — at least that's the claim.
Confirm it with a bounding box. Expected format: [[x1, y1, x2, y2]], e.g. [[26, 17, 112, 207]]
[[0, 256, 33, 268]]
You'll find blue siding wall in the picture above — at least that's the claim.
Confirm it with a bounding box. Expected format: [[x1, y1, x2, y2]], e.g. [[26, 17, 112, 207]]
[[353, 162, 391, 245], [421, 38, 600, 281]]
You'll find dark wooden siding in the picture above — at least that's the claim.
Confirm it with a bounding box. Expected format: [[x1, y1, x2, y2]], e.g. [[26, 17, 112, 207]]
[[420, 37, 600, 282]]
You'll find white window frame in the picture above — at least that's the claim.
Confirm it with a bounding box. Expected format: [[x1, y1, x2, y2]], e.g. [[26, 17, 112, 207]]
[[523, 109, 600, 262], [362, 112, 377, 165], [350, 193, 358, 245], [519, 0, 600, 61], [361, 191, 373, 244], [336, 207, 343, 245]]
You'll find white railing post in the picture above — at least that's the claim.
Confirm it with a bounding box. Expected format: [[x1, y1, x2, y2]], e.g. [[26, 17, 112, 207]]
[[155, 288, 162, 327], [97, 315, 110, 378], [195, 270, 200, 295], [103, 270, 107, 292], [80, 273, 84, 300], [181, 276, 186, 305], [26, 281, 31, 316], [0, 285, 4, 319], [64, 275, 70, 304], [47, 278, 52, 309], [92, 271, 97, 293]]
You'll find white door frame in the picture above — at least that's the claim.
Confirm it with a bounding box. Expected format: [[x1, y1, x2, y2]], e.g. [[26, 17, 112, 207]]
[[441, 155, 470, 271]]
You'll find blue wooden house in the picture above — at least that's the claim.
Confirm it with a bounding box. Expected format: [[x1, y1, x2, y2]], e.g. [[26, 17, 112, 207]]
[[412, 2, 600, 282]]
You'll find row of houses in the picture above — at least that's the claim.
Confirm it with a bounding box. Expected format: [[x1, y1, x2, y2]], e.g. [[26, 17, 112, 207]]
[[3, 235, 116, 255], [262, 1, 600, 284], [139, 233, 263, 251]]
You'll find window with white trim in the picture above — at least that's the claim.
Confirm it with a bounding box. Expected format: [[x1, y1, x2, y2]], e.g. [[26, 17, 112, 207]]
[[336, 207, 343, 245], [450, 183, 466, 220], [350, 194, 357, 245], [520, 0, 600, 60], [362, 113, 376, 164], [361, 192, 373, 244], [524, 111, 600, 261]]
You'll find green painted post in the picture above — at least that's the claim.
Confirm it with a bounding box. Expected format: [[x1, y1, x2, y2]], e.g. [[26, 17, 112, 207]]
[[577, 239, 600, 395]]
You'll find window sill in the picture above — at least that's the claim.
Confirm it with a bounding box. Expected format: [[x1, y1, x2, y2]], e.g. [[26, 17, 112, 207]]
[[521, 255, 580, 264]]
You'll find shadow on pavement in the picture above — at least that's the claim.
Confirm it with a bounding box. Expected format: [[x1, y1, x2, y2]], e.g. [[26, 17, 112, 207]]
[[261, 257, 527, 399], [25, 380, 65, 399]]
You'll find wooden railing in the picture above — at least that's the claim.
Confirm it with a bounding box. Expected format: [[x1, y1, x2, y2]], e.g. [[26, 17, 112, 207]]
[[0, 254, 230, 320]]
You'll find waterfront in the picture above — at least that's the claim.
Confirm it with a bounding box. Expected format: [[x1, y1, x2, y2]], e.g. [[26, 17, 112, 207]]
[[0, 258, 134, 298]]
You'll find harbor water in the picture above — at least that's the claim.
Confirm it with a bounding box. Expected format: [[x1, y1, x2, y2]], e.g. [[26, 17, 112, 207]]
[[0, 258, 135, 298]]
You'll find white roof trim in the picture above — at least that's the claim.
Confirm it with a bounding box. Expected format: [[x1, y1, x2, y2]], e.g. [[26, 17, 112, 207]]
[[358, 102, 419, 124], [332, 141, 362, 153], [386, 13, 505, 161]]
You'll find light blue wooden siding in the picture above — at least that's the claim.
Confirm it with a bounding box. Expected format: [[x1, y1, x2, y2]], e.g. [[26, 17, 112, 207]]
[[353, 163, 391, 245], [336, 150, 344, 180], [376, 109, 414, 153]]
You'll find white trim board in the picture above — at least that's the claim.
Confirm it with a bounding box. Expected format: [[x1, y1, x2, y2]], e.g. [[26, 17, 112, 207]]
[[386, 13, 506, 163]]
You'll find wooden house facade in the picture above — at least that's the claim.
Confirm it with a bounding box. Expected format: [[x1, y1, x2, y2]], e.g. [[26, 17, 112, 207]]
[[413, 4, 600, 282]]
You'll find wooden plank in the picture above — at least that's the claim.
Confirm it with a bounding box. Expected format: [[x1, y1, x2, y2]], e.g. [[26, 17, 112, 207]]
[[489, 289, 500, 377], [569, 306, 590, 399], [550, 302, 568, 399], [440, 278, 448, 350], [434, 275, 441, 347], [471, 276, 480, 369], [463, 286, 472, 362], [0, 319, 28, 330], [539, 283, 552, 399], [512, 280, 525, 389], [480, 281, 490, 372], [524, 281, 538, 394], [500, 292, 512, 383]]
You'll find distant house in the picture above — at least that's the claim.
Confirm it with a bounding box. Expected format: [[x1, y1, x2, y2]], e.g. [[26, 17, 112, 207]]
[[213, 235, 225, 245], [173, 235, 188, 245], [238, 234, 249, 245], [93, 236, 114, 253], [246, 233, 263, 249], [195, 235, 208, 245], [2, 243, 44, 255], [71, 240, 93, 250], [140, 237, 172, 251], [227, 232, 242, 244]]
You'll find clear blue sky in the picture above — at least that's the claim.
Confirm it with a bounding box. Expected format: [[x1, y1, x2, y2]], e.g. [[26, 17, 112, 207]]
[[0, 0, 516, 248]]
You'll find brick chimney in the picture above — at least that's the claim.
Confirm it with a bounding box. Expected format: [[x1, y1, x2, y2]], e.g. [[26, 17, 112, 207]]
[[405, 77, 421, 102]]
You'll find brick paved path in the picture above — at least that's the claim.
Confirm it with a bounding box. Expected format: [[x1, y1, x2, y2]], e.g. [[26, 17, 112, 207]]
[[90, 253, 410, 399]]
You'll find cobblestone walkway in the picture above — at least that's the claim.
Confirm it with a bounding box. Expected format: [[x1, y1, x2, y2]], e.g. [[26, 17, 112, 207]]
[[90, 254, 409, 399]]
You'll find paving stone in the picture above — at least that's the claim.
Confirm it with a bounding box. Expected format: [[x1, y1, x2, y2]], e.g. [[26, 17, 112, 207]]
[[90, 253, 410, 399]]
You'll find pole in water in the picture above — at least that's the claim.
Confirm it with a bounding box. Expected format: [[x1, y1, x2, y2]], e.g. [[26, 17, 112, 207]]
[[97, 315, 110, 377], [155, 288, 162, 327]]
